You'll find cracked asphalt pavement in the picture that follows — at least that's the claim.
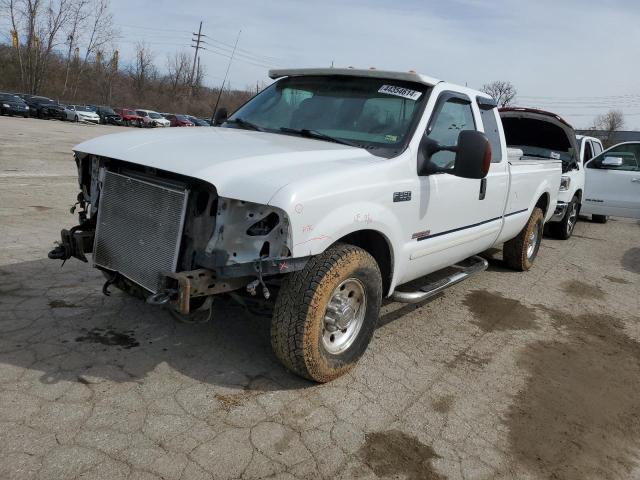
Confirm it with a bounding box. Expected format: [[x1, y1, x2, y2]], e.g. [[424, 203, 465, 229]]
[[1, 117, 639, 479]]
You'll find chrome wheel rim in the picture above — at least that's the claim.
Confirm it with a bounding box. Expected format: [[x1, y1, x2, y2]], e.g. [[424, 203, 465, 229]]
[[527, 222, 541, 260], [322, 278, 367, 354], [566, 202, 578, 235]]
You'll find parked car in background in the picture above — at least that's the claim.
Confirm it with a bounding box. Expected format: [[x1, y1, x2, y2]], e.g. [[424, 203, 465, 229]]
[[165, 114, 195, 127], [115, 108, 143, 127], [582, 142, 640, 222], [186, 115, 210, 126], [500, 108, 582, 239], [136, 109, 170, 127], [64, 105, 101, 123], [23, 96, 65, 120], [0, 92, 29, 117], [49, 67, 562, 382], [94, 106, 124, 125]]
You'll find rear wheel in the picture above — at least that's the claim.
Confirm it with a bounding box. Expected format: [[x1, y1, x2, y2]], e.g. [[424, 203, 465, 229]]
[[548, 196, 579, 240], [592, 214, 608, 224], [271, 244, 382, 382], [504, 207, 544, 271]]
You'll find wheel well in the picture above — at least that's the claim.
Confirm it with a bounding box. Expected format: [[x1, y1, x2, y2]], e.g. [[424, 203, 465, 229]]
[[536, 193, 550, 217], [335, 230, 393, 294], [574, 189, 583, 202]]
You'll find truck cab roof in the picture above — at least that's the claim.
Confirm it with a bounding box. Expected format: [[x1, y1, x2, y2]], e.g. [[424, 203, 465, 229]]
[[269, 68, 441, 88]]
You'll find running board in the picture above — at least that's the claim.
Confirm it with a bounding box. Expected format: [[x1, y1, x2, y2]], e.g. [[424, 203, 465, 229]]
[[391, 255, 488, 304]]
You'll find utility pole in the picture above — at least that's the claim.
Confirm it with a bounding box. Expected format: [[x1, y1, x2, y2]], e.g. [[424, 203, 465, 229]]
[[190, 21, 204, 89]]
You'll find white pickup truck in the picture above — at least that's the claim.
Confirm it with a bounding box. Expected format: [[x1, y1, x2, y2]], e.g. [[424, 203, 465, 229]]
[[49, 68, 561, 382]]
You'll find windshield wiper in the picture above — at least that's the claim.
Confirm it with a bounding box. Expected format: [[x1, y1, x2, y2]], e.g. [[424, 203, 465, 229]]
[[225, 117, 265, 132], [279, 127, 361, 148]]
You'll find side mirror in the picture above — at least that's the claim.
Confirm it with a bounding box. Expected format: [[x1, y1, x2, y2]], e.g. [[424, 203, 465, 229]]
[[602, 156, 623, 167], [418, 130, 491, 179], [212, 107, 228, 126]]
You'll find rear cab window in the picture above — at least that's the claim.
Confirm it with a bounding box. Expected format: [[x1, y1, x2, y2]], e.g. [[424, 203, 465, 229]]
[[477, 101, 503, 163]]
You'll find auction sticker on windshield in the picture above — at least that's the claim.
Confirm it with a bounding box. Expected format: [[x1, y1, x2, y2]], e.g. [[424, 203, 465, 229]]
[[378, 85, 422, 100]]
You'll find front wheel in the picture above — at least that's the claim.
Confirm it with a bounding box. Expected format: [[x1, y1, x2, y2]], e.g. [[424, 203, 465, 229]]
[[548, 197, 579, 240], [271, 244, 382, 382], [503, 207, 544, 271]]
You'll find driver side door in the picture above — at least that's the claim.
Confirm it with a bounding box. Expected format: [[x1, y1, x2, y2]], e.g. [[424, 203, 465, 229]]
[[584, 142, 640, 219], [402, 91, 508, 283]]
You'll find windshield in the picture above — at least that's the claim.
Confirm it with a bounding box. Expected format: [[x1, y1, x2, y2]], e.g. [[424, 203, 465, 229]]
[[75, 106, 93, 112], [0, 93, 22, 102], [148, 112, 163, 119], [175, 114, 190, 121], [100, 107, 116, 115], [226, 75, 430, 157]]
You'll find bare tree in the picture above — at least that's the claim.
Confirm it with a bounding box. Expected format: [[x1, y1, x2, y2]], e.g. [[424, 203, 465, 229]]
[[3, 0, 74, 93], [60, 0, 89, 97], [71, 0, 117, 98], [166, 51, 190, 97], [129, 42, 155, 101], [481, 80, 517, 107], [592, 109, 625, 147]]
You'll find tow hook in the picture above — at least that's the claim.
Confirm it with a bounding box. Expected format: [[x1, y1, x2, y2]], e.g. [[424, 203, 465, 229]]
[[146, 289, 177, 305]]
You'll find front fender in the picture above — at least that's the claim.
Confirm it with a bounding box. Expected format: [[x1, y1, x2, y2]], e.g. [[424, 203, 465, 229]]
[[288, 200, 402, 258]]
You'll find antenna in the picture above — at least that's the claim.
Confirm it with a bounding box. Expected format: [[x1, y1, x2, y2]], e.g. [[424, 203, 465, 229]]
[[210, 30, 241, 124]]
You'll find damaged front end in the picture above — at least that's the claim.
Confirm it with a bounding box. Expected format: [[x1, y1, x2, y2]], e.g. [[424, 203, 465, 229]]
[[49, 154, 306, 316]]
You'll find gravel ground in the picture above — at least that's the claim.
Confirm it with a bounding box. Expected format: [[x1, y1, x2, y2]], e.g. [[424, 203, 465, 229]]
[[1, 116, 639, 480]]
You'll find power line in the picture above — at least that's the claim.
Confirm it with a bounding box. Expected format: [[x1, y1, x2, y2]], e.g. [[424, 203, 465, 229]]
[[115, 23, 192, 34], [115, 22, 288, 65], [199, 46, 277, 69]]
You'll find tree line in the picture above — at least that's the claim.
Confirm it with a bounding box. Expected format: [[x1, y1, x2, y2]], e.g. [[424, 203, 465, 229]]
[[0, 0, 255, 117]]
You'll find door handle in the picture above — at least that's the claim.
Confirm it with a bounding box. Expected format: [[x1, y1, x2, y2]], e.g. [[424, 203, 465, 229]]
[[479, 178, 487, 200]]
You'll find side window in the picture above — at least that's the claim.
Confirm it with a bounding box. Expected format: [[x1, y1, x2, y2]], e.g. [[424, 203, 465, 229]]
[[592, 141, 603, 156], [588, 144, 640, 171], [479, 108, 503, 163], [583, 141, 594, 162], [427, 96, 475, 168]]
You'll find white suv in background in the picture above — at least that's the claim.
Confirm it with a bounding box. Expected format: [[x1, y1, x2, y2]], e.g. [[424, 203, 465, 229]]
[[135, 109, 170, 128]]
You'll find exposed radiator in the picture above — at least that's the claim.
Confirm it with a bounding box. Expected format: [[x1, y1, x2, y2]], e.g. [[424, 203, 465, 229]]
[[93, 170, 189, 293]]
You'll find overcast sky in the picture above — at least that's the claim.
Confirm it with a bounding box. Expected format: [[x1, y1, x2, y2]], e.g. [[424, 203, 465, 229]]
[[108, 0, 639, 128]]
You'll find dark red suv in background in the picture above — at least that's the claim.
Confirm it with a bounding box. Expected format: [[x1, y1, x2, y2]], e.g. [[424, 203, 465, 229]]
[[114, 108, 143, 127], [165, 114, 195, 127]]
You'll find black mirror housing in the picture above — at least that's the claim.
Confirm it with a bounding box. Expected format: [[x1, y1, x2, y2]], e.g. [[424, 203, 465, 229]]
[[418, 130, 491, 179], [212, 107, 228, 126], [453, 130, 491, 179]]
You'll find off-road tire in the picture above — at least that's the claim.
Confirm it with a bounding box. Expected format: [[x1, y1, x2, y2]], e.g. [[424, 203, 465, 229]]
[[547, 196, 579, 240], [592, 214, 608, 224], [271, 244, 382, 383], [504, 207, 544, 271]]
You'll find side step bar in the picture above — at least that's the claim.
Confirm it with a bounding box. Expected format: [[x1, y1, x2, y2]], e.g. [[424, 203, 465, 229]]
[[391, 255, 488, 304]]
